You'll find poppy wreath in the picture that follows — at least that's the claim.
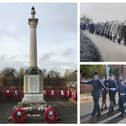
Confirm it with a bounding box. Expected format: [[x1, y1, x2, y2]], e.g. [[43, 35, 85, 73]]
[[12, 107, 27, 123], [4, 90, 12, 98], [60, 90, 65, 97], [12, 90, 20, 101], [43, 106, 58, 123], [66, 89, 72, 98], [73, 91, 77, 101]]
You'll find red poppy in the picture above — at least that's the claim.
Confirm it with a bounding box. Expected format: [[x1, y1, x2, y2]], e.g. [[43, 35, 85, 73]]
[[12, 107, 27, 123], [43, 106, 58, 123]]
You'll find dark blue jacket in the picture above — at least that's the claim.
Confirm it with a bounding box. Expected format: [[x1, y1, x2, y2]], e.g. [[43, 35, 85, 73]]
[[101, 80, 108, 93], [107, 79, 118, 91], [81, 79, 105, 97], [117, 80, 122, 87], [118, 84, 126, 96]]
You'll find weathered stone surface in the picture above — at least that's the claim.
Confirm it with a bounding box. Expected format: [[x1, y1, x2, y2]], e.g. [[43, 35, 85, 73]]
[[22, 7, 44, 104]]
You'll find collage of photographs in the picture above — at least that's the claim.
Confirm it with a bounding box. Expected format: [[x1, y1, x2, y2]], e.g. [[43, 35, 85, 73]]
[[0, 0, 126, 125]]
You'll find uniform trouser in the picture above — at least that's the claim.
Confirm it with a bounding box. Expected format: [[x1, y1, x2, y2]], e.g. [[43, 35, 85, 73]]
[[92, 96, 100, 116], [119, 96, 125, 114], [109, 91, 116, 111], [113, 92, 116, 106], [101, 91, 107, 109], [124, 37, 126, 45]]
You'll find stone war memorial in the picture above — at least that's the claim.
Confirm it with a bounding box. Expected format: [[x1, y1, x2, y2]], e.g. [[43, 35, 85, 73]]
[[8, 6, 58, 123], [0, 5, 77, 123], [22, 6, 44, 104]]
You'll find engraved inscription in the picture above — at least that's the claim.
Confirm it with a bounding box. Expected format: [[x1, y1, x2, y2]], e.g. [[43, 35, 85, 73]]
[[28, 75, 40, 93]]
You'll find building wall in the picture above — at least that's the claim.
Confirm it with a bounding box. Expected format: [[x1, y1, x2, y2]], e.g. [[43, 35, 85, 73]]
[[110, 65, 126, 80]]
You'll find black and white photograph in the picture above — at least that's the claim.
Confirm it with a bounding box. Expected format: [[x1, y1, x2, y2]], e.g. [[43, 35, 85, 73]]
[[80, 3, 126, 62]]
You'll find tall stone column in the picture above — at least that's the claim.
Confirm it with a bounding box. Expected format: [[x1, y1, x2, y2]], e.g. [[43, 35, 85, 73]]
[[29, 7, 38, 68], [22, 7, 44, 104]]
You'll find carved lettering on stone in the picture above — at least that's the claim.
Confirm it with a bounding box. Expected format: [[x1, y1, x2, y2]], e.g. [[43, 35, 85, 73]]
[[28, 75, 40, 93]]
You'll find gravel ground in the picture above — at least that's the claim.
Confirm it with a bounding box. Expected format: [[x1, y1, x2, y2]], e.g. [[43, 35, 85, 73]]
[[80, 30, 101, 62], [0, 100, 77, 123]]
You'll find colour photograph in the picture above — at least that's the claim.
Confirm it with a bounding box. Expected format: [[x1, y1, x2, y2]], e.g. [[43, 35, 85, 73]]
[[0, 3, 77, 123], [80, 65, 126, 123]]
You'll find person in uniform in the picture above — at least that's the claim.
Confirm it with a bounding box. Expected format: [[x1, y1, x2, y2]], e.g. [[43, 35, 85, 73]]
[[118, 79, 126, 117], [117, 76, 123, 105], [81, 72, 105, 118], [107, 74, 118, 112], [121, 24, 126, 46], [101, 75, 108, 110]]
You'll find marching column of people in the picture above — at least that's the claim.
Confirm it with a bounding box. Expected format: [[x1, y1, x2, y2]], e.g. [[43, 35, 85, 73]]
[[81, 72, 126, 119]]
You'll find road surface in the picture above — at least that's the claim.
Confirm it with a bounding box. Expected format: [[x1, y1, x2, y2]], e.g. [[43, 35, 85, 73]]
[[81, 31, 126, 61], [80, 94, 126, 123]]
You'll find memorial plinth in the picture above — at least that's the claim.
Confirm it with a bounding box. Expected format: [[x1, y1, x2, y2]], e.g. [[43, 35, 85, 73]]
[[22, 68, 45, 103]]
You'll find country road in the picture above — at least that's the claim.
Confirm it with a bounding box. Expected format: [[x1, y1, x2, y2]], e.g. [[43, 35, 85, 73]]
[[81, 31, 126, 62]]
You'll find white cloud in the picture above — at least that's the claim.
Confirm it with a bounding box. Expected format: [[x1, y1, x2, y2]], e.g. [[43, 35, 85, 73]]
[[0, 3, 77, 73]]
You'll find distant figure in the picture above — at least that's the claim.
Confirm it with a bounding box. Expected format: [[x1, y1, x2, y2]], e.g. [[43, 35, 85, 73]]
[[101, 75, 108, 110], [81, 72, 105, 118]]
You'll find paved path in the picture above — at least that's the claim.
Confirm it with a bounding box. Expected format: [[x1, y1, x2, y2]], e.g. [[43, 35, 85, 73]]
[[80, 94, 126, 123], [83, 31, 126, 62]]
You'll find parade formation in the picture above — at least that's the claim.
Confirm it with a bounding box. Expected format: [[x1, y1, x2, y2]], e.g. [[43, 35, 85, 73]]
[[80, 18, 126, 45], [81, 72, 126, 120]]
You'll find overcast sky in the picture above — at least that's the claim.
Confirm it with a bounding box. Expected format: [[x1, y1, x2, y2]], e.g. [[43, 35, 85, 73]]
[[0, 3, 77, 74], [80, 3, 126, 22]]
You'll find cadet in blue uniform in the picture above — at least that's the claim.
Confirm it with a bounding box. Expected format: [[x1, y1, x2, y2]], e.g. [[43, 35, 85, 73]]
[[101, 76, 108, 110], [107, 74, 118, 112], [118, 79, 126, 117], [117, 76, 123, 86], [81, 72, 105, 118], [117, 76, 123, 105]]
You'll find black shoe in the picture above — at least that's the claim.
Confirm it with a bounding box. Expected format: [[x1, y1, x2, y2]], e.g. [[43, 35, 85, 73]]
[[96, 113, 101, 117], [120, 114, 125, 117], [104, 106, 107, 109], [108, 109, 114, 113], [90, 115, 96, 120]]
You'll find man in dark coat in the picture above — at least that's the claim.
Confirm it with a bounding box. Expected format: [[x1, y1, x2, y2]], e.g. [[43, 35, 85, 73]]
[[81, 72, 105, 118], [118, 80, 126, 117], [107, 74, 118, 112], [101, 75, 108, 110]]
